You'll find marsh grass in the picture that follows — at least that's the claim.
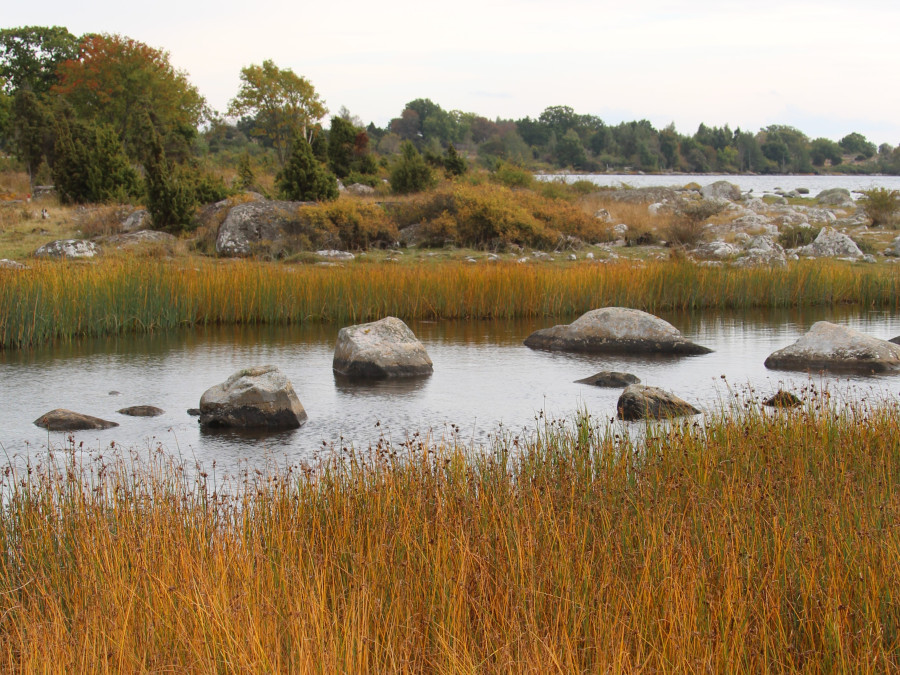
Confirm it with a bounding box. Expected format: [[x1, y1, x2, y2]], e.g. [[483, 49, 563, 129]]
[[1, 399, 899, 671], [2, 258, 899, 349]]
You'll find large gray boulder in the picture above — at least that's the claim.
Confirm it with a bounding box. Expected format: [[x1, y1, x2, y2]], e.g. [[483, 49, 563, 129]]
[[764, 322, 900, 373], [796, 227, 863, 259], [817, 188, 853, 206], [616, 385, 700, 421], [216, 199, 318, 256], [734, 235, 787, 267], [34, 409, 119, 431], [700, 180, 741, 202], [524, 307, 711, 355], [121, 209, 151, 232], [333, 317, 433, 378], [884, 236, 900, 257], [35, 239, 99, 259], [199, 365, 307, 429]]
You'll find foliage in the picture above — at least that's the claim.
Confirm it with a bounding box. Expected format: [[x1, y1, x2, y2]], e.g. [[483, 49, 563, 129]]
[[52, 110, 142, 204], [9, 88, 51, 183], [777, 223, 821, 248], [305, 199, 398, 249], [810, 137, 843, 166], [858, 187, 900, 228], [491, 161, 534, 188], [0, 25, 79, 94], [236, 153, 256, 190], [327, 116, 356, 178], [228, 60, 327, 166], [140, 112, 198, 232], [53, 33, 206, 160], [676, 198, 728, 223], [443, 143, 466, 176], [389, 141, 434, 194], [840, 132, 876, 159], [276, 132, 338, 202]]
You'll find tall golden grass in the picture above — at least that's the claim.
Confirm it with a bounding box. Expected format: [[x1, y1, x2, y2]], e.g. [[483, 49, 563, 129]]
[[1, 258, 899, 349], [1, 399, 898, 670]]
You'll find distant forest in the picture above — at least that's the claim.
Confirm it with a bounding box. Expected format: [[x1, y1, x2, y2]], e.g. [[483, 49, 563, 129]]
[[3, 24, 900, 211]]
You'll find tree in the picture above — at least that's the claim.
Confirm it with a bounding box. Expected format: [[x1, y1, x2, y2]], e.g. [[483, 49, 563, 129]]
[[327, 116, 357, 179], [10, 88, 52, 185], [390, 141, 433, 194], [839, 132, 876, 159], [444, 143, 467, 176], [53, 34, 206, 160], [0, 26, 80, 94], [139, 110, 199, 231], [810, 138, 843, 167], [277, 131, 338, 202], [228, 60, 327, 166], [52, 108, 141, 204]]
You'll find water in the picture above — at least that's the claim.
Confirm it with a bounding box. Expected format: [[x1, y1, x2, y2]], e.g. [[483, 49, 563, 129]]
[[3, 309, 900, 473], [542, 173, 900, 199]]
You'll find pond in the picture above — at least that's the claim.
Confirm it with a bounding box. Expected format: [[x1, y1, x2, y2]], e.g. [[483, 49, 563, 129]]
[[3, 308, 900, 473]]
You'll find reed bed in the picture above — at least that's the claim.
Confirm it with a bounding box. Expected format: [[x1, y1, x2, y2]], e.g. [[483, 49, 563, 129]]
[[1, 399, 899, 671], [2, 258, 899, 349]]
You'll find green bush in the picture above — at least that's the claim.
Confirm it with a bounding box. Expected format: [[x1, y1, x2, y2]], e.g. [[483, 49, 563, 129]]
[[858, 187, 900, 228], [277, 132, 339, 202], [390, 142, 434, 194], [491, 162, 534, 189]]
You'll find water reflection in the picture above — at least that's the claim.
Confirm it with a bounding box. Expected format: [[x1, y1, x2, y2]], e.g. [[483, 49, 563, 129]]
[[2, 307, 900, 474]]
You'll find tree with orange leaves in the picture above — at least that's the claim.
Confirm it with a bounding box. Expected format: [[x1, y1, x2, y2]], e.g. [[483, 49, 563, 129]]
[[53, 34, 206, 160]]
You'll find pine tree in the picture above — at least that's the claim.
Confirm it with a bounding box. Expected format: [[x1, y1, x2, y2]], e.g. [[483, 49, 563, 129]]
[[277, 131, 338, 202]]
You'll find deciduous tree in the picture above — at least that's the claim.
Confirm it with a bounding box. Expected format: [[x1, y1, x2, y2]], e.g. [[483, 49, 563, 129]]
[[228, 60, 327, 166], [0, 26, 79, 94], [53, 34, 206, 160]]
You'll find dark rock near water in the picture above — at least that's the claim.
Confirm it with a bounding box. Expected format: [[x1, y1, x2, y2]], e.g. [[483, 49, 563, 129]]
[[764, 321, 900, 373], [524, 307, 711, 355], [117, 405, 165, 417], [333, 317, 433, 378], [575, 371, 641, 387], [187, 408, 201, 416], [199, 365, 307, 429], [34, 409, 119, 431], [616, 385, 700, 421], [763, 391, 802, 408]]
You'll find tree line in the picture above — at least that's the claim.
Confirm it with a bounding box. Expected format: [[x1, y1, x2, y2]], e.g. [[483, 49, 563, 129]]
[[2, 25, 900, 231]]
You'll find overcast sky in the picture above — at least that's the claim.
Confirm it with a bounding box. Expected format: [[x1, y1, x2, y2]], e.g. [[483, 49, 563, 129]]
[[5, 0, 899, 144]]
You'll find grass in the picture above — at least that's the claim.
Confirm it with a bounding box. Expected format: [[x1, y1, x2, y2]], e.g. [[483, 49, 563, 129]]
[[2, 257, 899, 349], [1, 396, 899, 670]]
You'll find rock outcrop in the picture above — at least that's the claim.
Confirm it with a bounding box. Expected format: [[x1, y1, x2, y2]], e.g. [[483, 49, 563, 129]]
[[796, 227, 863, 259], [764, 322, 900, 373], [616, 385, 700, 421], [199, 365, 307, 429], [121, 209, 151, 232], [333, 317, 433, 378], [215, 199, 318, 256], [99, 231, 176, 249], [884, 236, 900, 257], [700, 180, 741, 202], [816, 188, 853, 206], [35, 239, 99, 259], [575, 371, 640, 387], [524, 307, 712, 355], [34, 409, 119, 431]]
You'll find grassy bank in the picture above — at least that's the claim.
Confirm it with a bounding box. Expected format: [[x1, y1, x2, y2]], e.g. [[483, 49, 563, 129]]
[[1, 401, 899, 670], [2, 258, 900, 349]]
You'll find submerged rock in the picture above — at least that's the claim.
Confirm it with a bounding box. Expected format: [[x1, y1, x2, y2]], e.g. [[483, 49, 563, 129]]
[[117, 405, 165, 417], [333, 317, 433, 378], [199, 365, 307, 429], [524, 307, 711, 355], [763, 390, 802, 408], [616, 385, 700, 421], [764, 322, 900, 373], [34, 409, 119, 431], [575, 371, 641, 387]]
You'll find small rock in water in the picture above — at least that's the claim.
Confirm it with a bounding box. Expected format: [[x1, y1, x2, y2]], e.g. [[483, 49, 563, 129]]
[[575, 371, 640, 388], [616, 385, 700, 421], [108, 390, 121, 396], [34, 409, 119, 431], [187, 408, 201, 416], [117, 405, 165, 417]]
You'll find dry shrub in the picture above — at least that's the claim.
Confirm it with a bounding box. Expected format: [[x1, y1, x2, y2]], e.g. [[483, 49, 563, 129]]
[[665, 218, 707, 247], [419, 210, 458, 247], [303, 199, 398, 249], [76, 205, 130, 238]]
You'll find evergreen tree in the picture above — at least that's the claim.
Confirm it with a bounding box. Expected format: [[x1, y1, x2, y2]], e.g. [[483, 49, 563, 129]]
[[443, 143, 467, 176], [140, 109, 198, 231], [277, 131, 338, 201], [390, 141, 434, 194], [327, 116, 356, 179]]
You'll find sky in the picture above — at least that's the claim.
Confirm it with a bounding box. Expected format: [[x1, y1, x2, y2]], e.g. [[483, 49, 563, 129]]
[[5, 0, 900, 145]]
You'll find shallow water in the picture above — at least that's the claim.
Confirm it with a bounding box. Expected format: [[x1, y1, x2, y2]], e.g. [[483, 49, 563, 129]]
[[3, 308, 900, 473]]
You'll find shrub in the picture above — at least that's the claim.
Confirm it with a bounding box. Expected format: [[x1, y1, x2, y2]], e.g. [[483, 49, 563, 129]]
[[491, 162, 534, 189], [858, 187, 900, 228], [443, 144, 467, 177], [420, 211, 458, 247], [676, 198, 728, 224], [318, 200, 398, 249], [778, 224, 821, 249], [664, 219, 706, 247], [277, 133, 339, 202], [390, 142, 434, 194]]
